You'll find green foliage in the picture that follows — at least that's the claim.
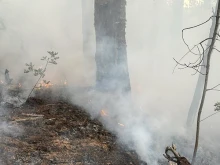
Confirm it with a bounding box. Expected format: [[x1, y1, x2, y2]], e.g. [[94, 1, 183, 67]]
[[214, 102, 220, 111], [24, 51, 59, 78], [24, 51, 59, 100]]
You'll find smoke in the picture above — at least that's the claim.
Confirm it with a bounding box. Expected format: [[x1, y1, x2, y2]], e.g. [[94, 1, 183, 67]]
[[0, 0, 220, 164]]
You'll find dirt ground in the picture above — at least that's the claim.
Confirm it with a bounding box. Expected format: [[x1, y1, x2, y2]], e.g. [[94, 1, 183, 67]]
[[0, 93, 149, 165]]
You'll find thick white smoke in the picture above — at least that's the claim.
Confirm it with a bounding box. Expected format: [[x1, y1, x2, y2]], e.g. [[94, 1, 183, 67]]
[[0, 0, 220, 164]]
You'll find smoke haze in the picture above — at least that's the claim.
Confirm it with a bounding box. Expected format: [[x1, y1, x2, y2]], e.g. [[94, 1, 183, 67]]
[[0, 0, 220, 164]]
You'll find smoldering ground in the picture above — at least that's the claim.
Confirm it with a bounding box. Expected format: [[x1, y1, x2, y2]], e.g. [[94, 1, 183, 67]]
[[0, 0, 220, 164]]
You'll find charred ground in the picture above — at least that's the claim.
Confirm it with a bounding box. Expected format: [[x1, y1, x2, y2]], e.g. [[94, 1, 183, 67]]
[[0, 88, 150, 165]]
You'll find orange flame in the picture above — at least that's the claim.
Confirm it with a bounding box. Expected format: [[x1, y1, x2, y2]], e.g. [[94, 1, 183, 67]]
[[100, 109, 108, 116], [118, 123, 125, 127]]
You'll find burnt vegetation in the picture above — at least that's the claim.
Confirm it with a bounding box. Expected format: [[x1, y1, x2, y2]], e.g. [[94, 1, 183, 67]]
[[0, 84, 149, 165]]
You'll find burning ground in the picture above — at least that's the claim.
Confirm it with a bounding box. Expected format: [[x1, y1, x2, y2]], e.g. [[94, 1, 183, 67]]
[[0, 87, 151, 165], [0, 84, 219, 165]]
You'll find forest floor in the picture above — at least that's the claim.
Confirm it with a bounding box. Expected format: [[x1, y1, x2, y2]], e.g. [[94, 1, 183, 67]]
[[0, 88, 150, 165]]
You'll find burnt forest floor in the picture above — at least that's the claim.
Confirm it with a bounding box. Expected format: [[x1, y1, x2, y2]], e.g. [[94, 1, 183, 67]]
[[0, 90, 148, 165]]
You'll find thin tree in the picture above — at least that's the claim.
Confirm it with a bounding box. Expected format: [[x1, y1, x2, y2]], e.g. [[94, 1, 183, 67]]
[[94, 0, 131, 93], [186, 0, 218, 127], [174, 1, 220, 164], [24, 51, 59, 102]]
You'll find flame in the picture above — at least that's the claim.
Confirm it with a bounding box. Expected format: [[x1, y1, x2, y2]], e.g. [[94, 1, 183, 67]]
[[118, 123, 125, 127], [100, 109, 108, 116], [44, 83, 53, 88], [37, 81, 54, 89], [99, 109, 124, 127], [0, 80, 4, 84]]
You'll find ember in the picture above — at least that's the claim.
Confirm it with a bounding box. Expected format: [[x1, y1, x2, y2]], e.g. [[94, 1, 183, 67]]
[[0, 95, 143, 164], [100, 109, 108, 116], [118, 123, 125, 127]]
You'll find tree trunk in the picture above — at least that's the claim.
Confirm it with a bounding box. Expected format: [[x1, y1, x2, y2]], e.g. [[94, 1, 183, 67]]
[[94, 0, 131, 92], [172, 0, 183, 39], [81, 0, 95, 57], [186, 2, 220, 127], [191, 1, 220, 164]]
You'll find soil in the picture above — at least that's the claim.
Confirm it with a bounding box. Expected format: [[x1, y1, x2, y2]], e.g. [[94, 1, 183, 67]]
[[0, 93, 147, 165]]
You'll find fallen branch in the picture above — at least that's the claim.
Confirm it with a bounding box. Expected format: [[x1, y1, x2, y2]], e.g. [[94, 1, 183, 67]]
[[21, 113, 44, 117], [163, 144, 191, 165], [11, 117, 43, 123]]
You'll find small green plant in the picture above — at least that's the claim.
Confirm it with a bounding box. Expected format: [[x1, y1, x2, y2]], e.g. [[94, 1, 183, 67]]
[[24, 51, 59, 101], [214, 102, 220, 111]]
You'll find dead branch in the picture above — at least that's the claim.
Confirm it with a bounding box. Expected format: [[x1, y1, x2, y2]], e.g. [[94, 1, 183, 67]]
[[192, 1, 220, 164], [200, 111, 220, 122], [213, 47, 220, 52], [182, 16, 218, 48], [206, 83, 220, 91], [164, 144, 191, 165], [11, 117, 43, 123], [173, 42, 211, 75], [21, 113, 44, 117]]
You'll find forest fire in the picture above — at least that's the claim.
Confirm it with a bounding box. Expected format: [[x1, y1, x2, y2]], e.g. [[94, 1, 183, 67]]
[[35, 80, 68, 90], [38, 82, 53, 89], [1, 0, 219, 164]]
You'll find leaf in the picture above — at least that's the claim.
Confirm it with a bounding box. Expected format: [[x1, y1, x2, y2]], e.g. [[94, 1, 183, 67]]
[[24, 69, 29, 73], [41, 56, 47, 60], [214, 102, 220, 111], [43, 80, 50, 84], [47, 51, 58, 58]]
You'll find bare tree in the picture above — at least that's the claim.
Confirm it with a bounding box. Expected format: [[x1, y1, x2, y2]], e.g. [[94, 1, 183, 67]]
[[174, 0, 220, 164], [186, 1, 219, 128], [94, 0, 131, 92]]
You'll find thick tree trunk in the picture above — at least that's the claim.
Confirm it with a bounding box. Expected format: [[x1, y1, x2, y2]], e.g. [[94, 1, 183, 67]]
[[94, 0, 131, 92]]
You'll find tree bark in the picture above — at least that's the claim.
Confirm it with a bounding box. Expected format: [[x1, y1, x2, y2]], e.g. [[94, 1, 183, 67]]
[[81, 0, 95, 57], [172, 0, 183, 39], [94, 0, 131, 93]]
